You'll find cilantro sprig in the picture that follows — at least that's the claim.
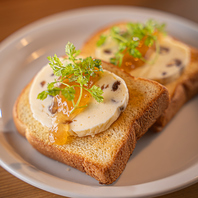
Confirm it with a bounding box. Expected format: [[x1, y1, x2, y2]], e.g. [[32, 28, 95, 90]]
[[37, 42, 104, 114], [97, 19, 166, 66]]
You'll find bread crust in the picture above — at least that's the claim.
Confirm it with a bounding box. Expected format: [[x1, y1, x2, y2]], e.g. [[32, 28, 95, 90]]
[[26, 122, 137, 184], [13, 82, 32, 137], [151, 62, 198, 131], [81, 22, 198, 132], [13, 61, 169, 184]]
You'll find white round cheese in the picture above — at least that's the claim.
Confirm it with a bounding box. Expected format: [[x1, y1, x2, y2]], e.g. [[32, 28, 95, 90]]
[[95, 35, 190, 84], [130, 36, 190, 84], [95, 36, 119, 62], [29, 61, 129, 137]]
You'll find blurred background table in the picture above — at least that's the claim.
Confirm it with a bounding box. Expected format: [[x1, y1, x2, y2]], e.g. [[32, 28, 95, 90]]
[[0, 0, 198, 197]]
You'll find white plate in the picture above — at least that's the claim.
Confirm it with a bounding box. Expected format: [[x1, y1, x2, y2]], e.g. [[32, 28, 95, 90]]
[[0, 6, 198, 198]]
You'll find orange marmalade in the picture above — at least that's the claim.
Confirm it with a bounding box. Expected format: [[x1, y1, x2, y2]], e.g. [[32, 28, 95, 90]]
[[121, 41, 155, 73], [120, 35, 158, 73], [49, 74, 101, 145]]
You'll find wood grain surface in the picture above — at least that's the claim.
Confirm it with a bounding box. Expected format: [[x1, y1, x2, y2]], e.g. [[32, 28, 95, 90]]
[[0, 0, 198, 197]]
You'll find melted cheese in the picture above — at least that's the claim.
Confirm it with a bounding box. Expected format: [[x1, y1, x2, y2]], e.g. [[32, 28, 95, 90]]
[[29, 61, 129, 137]]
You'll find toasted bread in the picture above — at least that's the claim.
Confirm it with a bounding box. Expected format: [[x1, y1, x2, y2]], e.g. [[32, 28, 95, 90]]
[[13, 61, 169, 184], [81, 22, 198, 132]]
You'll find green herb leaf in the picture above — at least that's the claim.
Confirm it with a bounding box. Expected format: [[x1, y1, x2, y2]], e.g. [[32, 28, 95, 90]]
[[65, 42, 80, 60], [47, 82, 56, 90], [61, 87, 76, 101], [98, 19, 166, 66], [47, 87, 61, 97], [37, 90, 49, 100], [89, 85, 104, 103], [97, 35, 107, 46], [48, 54, 64, 76], [37, 42, 104, 115]]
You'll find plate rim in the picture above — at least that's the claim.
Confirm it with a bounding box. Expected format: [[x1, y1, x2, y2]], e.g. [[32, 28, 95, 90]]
[[0, 5, 198, 198]]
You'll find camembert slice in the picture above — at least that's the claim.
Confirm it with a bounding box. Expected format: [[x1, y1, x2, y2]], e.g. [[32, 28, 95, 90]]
[[95, 35, 190, 84], [29, 61, 129, 137]]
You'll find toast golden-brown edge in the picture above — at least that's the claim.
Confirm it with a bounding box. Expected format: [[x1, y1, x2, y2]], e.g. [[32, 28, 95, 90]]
[[13, 80, 34, 137], [25, 121, 136, 184], [13, 62, 169, 184], [151, 58, 198, 131], [81, 22, 198, 132]]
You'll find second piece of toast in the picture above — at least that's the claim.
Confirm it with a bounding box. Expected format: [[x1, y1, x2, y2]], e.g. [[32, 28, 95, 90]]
[[81, 21, 198, 132]]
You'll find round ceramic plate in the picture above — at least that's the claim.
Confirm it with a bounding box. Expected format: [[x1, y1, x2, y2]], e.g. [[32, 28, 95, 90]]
[[0, 6, 198, 198]]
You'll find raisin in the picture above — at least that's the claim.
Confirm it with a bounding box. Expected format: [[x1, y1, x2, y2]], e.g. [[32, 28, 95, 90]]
[[174, 59, 182, 66], [167, 59, 182, 67], [63, 120, 73, 124], [111, 99, 117, 103], [119, 106, 125, 111], [48, 100, 58, 114], [101, 84, 109, 90], [112, 81, 121, 91], [40, 81, 46, 87], [103, 49, 112, 54], [159, 46, 170, 55]]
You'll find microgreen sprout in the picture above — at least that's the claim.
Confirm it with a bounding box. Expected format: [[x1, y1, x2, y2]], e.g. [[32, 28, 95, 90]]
[[97, 19, 166, 66], [37, 42, 104, 114]]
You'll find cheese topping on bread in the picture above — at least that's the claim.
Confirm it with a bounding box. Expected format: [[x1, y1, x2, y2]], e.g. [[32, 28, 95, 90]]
[[29, 60, 129, 137], [95, 34, 190, 84]]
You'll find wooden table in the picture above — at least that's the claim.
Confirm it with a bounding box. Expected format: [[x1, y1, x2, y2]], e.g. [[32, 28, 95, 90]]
[[0, 0, 198, 197]]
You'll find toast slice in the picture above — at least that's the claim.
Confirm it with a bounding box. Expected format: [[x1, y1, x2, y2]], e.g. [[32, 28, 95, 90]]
[[13, 61, 169, 184], [81, 22, 198, 132]]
